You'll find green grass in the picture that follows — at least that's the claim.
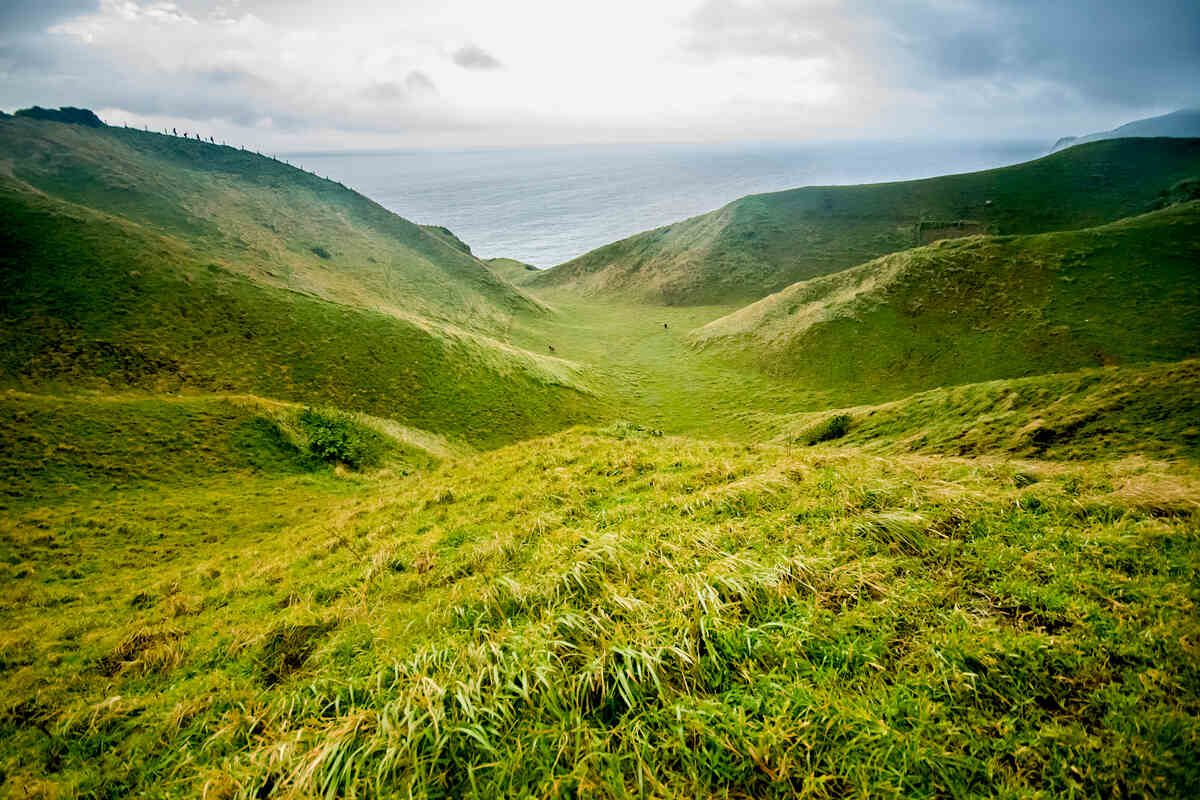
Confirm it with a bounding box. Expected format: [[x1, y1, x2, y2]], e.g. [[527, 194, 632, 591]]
[[743, 360, 1200, 461], [533, 137, 1200, 305], [3, 115, 1200, 798], [0, 117, 539, 331], [692, 201, 1200, 404], [2, 424, 1198, 797], [0, 182, 597, 449]]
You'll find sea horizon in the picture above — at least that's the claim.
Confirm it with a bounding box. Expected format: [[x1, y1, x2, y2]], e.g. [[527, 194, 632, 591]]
[[286, 138, 1048, 268]]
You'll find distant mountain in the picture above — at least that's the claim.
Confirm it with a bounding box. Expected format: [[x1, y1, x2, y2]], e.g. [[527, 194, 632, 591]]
[[531, 138, 1200, 306], [1051, 108, 1200, 151], [691, 200, 1200, 403]]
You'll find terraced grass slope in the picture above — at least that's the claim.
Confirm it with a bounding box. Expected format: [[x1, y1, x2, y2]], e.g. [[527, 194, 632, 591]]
[[2, 406, 1198, 797], [532, 137, 1200, 305], [692, 201, 1200, 403], [0, 116, 596, 447]]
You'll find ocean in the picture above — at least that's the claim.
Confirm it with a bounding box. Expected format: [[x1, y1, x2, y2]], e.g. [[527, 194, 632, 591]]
[[286, 139, 1047, 268]]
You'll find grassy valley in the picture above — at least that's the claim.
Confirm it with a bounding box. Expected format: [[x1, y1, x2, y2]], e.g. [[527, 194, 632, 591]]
[[2, 115, 1199, 798]]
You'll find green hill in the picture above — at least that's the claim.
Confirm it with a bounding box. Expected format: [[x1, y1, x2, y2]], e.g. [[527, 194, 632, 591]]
[[485, 256, 543, 285], [3, 111, 1200, 799], [0, 116, 596, 447], [531, 137, 1200, 305], [0, 116, 542, 331], [691, 201, 1200, 402]]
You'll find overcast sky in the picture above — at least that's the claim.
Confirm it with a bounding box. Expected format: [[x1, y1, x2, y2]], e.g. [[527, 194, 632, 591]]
[[1, 0, 1196, 150]]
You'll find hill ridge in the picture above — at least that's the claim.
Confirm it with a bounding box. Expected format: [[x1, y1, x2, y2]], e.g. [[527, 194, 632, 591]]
[[531, 137, 1200, 305]]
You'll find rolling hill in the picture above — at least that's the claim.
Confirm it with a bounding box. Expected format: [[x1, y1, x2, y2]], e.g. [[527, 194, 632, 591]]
[[0, 114, 596, 447], [691, 200, 1200, 402], [531, 137, 1200, 305], [3, 108, 1200, 799]]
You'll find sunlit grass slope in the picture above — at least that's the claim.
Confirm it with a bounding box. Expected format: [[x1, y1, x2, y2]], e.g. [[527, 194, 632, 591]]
[[692, 201, 1200, 403], [2, 418, 1198, 797], [532, 137, 1200, 305], [0, 116, 540, 330], [0, 179, 595, 448], [742, 360, 1200, 462]]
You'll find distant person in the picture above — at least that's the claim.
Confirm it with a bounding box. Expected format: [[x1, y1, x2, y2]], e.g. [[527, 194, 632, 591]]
[[548, 344, 555, 352], [663, 323, 668, 329]]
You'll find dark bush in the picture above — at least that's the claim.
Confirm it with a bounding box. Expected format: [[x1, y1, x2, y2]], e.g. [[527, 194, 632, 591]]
[[14, 106, 105, 127], [298, 408, 386, 469], [806, 414, 851, 445]]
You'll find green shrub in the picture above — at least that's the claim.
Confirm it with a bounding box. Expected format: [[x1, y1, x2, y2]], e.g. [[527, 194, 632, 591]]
[[806, 413, 851, 445], [297, 408, 386, 469]]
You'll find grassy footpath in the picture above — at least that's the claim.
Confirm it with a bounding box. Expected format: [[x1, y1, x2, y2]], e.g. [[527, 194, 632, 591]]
[[1, 418, 1197, 797]]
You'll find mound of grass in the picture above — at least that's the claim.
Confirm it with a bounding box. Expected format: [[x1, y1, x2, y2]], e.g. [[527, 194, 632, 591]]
[[2, 429, 1197, 797], [533, 137, 1200, 304], [693, 201, 1200, 402], [803, 412, 851, 444], [756, 360, 1200, 460], [0, 392, 441, 501]]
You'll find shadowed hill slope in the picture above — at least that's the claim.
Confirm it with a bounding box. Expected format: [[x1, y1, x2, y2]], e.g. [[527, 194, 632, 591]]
[[0, 115, 542, 331], [692, 201, 1200, 402], [531, 138, 1200, 305], [0, 117, 595, 447]]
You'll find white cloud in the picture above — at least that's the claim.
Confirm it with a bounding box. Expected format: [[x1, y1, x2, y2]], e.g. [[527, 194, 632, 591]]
[[1, 0, 1195, 149]]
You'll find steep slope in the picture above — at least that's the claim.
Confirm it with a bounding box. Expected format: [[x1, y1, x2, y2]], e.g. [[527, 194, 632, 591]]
[[1052, 107, 1200, 151], [531, 137, 1200, 305], [0, 116, 594, 447], [691, 201, 1200, 401], [0, 115, 541, 331]]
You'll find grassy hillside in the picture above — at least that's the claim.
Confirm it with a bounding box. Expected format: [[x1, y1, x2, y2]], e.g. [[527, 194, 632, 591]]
[[485, 256, 543, 286], [0, 116, 599, 447], [532, 137, 1200, 305], [0, 116, 539, 331], [0, 165, 596, 450], [3, 111, 1199, 799], [692, 201, 1200, 402], [741, 360, 1200, 461], [2, 411, 1198, 797]]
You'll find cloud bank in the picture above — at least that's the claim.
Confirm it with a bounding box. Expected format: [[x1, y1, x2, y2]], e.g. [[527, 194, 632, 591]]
[[0, 0, 1194, 149]]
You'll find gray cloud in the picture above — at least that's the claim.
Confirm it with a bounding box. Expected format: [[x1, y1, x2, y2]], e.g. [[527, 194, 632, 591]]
[[405, 70, 437, 94], [451, 43, 502, 70], [684, 0, 1200, 111], [0, 0, 98, 34]]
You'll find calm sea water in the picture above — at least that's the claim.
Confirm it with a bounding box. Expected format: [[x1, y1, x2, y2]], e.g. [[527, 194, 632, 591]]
[[287, 140, 1047, 268]]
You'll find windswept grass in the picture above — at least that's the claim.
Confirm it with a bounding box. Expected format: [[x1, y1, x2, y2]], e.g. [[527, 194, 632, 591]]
[[2, 428, 1197, 797]]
